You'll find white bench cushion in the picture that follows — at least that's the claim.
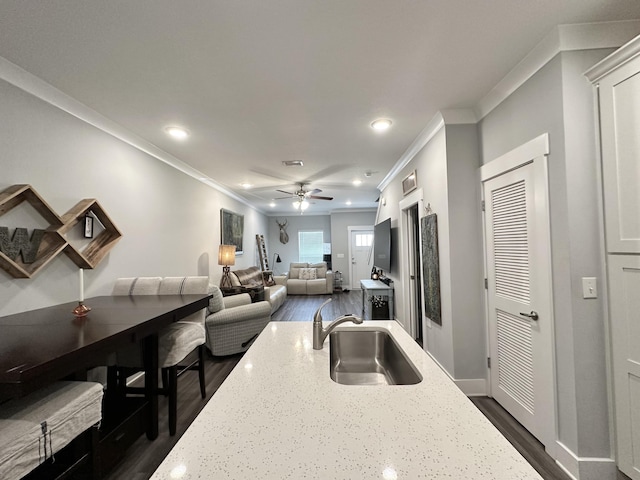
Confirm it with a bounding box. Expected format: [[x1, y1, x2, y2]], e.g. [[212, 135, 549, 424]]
[[0, 381, 103, 480]]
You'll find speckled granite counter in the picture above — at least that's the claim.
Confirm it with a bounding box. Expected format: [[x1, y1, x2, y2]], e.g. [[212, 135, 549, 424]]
[[151, 321, 542, 479]]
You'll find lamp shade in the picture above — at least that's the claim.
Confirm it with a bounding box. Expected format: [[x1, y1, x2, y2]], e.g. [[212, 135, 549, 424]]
[[218, 245, 236, 266]]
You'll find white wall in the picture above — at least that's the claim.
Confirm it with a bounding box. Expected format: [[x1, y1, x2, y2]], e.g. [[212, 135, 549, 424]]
[[0, 78, 268, 316]]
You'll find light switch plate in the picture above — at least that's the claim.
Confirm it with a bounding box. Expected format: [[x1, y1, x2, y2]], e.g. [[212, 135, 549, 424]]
[[582, 277, 597, 299], [337, 253, 345, 258]]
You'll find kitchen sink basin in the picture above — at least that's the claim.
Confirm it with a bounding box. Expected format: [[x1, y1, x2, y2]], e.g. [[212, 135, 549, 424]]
[[329, 328, 422, 385]]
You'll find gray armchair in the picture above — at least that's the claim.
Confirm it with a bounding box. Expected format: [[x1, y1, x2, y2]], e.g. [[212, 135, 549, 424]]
[[205, 286, 271, 356]]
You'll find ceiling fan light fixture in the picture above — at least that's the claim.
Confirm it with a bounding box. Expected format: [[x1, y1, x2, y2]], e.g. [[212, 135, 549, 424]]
[[293, 199, 309, 210], [165, 126, 190, 140], [370, 118, 392, 131]]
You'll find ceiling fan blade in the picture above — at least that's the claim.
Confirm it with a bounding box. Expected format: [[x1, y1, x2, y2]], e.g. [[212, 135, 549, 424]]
[[276, 189, 295, 196], [308, 188, 322, 195], [308, 195, 333, 201], [274, 195, 294, 200]]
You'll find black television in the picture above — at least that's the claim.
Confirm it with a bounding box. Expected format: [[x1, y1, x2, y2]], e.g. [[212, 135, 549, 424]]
[[373, 218, 391, 273]]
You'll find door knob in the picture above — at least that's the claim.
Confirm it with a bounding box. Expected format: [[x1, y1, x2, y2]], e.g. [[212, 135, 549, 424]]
[[519, 311, 539, 321]]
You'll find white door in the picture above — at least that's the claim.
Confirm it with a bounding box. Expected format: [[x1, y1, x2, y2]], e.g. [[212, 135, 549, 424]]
[[482, 135, 556, 452], [608, 255, 640, 479], [349, 228, 374, 289]]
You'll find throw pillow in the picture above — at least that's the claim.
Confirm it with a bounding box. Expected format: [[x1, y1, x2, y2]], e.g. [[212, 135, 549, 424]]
[[208, 286, 225, 313], [299, 268, 317, 280], [309, 262, 327, 279]]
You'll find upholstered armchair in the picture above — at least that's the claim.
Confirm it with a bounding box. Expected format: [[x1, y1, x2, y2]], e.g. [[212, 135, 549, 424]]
[[205, 286, 271, 356]]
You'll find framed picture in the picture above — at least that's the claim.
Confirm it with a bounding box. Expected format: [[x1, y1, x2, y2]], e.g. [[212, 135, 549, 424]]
[[220, 209, 244, 255], [83, 215, 94, 239], [421, 213, 441, 325], [402, 170, 417, 196]]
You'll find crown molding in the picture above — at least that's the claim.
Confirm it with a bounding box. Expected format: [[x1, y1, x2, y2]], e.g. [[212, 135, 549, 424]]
[[440, 108, 477, 124], [377, 112, 445, 192], [0, 55, 259, 212], [475, 20, 640, 120], [585, 32, 640, 82]]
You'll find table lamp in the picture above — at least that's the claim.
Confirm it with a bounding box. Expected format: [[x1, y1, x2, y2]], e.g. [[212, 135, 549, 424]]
[[218, 245, 236, 288]]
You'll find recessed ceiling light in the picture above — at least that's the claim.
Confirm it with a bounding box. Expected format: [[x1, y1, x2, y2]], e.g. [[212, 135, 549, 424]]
[[269, 202, 276, 208], [282, 160, 304, 167], [165, 126, 190, 140], [352, 180, 362, 186], [240, 183, 252, 189], [346, 200, 352, 206], [371, 118, 392, 131]]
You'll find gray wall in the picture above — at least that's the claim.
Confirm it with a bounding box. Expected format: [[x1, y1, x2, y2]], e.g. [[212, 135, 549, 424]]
[[266, 214, 331, 273], [265, 210, 376, 283], [478, 48, 614, 458], [0, 78, 268, 317], [329, 210, 377, 288]]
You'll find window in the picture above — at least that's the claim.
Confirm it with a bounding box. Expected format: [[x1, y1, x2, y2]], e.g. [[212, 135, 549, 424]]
[[355, 233, 373, 247], [298, 231, 323, 263]]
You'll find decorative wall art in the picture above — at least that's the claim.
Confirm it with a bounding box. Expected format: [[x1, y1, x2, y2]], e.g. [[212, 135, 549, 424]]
[[0, 184, 122, 278], [221, 208, 244, 255], [421, 212, 442, 325], [276, 218, 289, 244]]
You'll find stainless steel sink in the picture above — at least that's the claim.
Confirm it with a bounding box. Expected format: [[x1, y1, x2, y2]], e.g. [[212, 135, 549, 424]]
[[329, 328, 422, 385]]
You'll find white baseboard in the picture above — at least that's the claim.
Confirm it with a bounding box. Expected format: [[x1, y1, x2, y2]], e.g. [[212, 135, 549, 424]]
[[424, 350, 487, 396], [455, 378, 488, 396], [555, 441, 617, 480]]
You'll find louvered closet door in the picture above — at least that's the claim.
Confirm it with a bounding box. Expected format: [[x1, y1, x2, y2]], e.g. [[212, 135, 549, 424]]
[[484, 157, 554, 448]]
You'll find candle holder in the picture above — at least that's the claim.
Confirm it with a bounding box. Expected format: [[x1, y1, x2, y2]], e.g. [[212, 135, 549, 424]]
[[72, 301, 91, 318]]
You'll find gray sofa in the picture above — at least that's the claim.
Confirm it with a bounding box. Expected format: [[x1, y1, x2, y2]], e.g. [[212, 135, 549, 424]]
[[283, 262, 334, 295], [229, 266, 287, 313]]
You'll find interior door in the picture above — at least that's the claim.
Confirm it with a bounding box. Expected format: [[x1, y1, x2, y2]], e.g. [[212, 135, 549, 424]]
[[608, 256, 640, 479], [482, 145, 555, 451], [349, 228, 374, 289]]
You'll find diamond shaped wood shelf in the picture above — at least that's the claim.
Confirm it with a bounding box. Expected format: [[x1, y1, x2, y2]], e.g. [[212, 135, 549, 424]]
[[0, 185, 67, 278], [0, 185, 122, 278], [59, 199, 123, 269]]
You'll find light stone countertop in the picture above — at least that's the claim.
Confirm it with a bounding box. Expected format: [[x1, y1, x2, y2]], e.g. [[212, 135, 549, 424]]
[[151, 321, 543, 479]]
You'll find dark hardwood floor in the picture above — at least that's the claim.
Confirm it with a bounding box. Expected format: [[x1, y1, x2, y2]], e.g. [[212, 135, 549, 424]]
[[102, 291, 630, 480]]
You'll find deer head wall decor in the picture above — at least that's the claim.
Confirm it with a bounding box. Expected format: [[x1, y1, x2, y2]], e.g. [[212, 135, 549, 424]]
[[276, 219, 289, 244]]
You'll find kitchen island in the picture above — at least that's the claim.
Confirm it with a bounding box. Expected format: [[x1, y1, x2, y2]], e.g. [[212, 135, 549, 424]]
[[151, 321, 542, 479]]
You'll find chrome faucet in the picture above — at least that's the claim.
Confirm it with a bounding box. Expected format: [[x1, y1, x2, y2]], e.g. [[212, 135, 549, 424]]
[[313, 298, 363, 350]]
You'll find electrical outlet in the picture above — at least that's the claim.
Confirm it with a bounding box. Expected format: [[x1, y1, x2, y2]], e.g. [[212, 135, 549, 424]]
[[582, 277, 597, 299]]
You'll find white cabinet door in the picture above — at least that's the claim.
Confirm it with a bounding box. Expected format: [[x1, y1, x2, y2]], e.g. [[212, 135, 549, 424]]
[[599, 58, 640, 253], [608, 255, 640, 479]]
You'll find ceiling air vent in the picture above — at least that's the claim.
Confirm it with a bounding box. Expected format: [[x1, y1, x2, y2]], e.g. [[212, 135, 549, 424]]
[[282, 160, 304, 167]]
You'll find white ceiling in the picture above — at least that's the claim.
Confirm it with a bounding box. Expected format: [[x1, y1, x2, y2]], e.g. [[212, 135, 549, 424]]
[[1, 1, 640, 215]]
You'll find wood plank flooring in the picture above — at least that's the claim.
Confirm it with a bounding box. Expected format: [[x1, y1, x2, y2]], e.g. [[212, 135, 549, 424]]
[[102, 291, 629, 480]]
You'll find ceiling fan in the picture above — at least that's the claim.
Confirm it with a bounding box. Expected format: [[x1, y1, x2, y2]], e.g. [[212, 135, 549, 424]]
[[274, 183, 333, 211]]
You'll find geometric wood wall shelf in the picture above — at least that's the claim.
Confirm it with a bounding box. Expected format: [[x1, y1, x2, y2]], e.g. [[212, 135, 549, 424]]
[[0, 184, 67, 278], [59, 199, 123, 269]]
